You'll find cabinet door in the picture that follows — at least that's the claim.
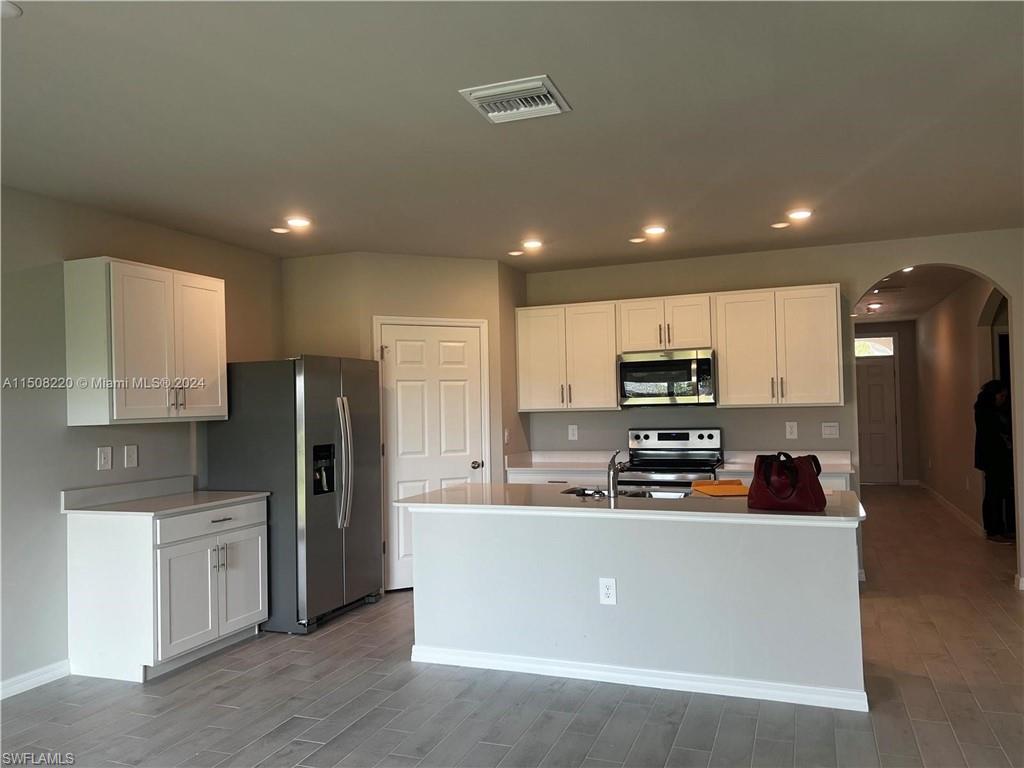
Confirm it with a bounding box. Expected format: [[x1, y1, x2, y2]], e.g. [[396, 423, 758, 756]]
[[715, 292, 779, 406], [517, 307, 567, 411], [775, 286, 843, 405], [565, 303, 618, 409], [217, 525, 268, 635], [618, 299, 665, 352], [173, 272, 227, 418], [110, 262, 176, 420], [664, 294, 712, 349], [156, 537, 219, 661]]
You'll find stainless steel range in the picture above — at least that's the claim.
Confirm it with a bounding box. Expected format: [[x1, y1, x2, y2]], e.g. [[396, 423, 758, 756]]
[[615, 428, 723, 498]]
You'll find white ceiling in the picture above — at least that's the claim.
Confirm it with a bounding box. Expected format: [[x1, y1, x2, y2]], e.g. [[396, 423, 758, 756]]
[[2, 2, 1022, 272], [853, 265, 989, 322]]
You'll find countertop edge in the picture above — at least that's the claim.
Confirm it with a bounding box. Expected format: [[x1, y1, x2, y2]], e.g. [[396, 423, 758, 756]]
[[63, 491, 270, 517]]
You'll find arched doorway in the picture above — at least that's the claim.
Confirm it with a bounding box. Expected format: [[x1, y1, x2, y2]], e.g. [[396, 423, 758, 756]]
[[852, 264, 1017, 554]]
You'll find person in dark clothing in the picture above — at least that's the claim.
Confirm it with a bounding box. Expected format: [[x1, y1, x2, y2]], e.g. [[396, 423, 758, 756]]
[[974, 380, 1015, 542]]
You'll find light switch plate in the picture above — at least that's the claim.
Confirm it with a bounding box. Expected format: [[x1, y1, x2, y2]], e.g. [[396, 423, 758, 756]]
[[822, 422, 840, 439], [124, 444, 139, 469], [97, 446, 112, 471], [785, 422, 798, 440], [568, 424, 578, 441], [599, 577, 617, 605]]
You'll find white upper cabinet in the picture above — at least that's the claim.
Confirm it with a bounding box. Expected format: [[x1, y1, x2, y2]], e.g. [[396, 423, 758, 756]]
[[618, 295, 711, 352], [715, 284, 844, 407], [565, 303, 617, 409], [173, 272, 228, 418], [110, 262, 177, 420], [517, 306, 568, 411], [774, 285, 843, 405], [618, 298, 665, 352], [65, 257, 228, 425], [715, 291, 779, 406], [517, 303, 618, 412], [664, 294, 712, 349]]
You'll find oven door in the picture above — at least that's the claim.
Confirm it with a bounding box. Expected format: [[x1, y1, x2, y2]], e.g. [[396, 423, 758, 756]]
[[618, 349, 715, 406]]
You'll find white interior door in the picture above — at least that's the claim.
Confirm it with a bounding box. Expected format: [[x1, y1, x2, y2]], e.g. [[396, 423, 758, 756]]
[[110, 261, 175, 420], [173, 272, 227, 418], [857, 356, 899, 483], [156, 536, 219, 661], [217, 525, 268, 635], [381, 324, 485, 590]]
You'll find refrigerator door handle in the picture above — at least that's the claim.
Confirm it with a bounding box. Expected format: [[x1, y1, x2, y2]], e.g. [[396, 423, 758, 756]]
[[339, 397, 352, 528], [338, 396, 356, 528]]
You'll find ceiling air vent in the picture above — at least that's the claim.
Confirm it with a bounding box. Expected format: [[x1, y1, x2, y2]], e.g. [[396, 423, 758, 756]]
[[459, 75, 571, 124]]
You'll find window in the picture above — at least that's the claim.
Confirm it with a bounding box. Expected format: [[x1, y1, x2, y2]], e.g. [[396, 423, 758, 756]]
[[855, 336, 895, 357]]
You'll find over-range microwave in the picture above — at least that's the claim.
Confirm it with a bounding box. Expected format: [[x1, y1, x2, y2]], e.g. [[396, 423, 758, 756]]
[[618, 349, 716, 406]]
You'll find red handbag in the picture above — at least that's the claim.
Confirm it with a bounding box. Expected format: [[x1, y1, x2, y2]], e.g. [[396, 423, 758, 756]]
[[747, 452, 827, 513]]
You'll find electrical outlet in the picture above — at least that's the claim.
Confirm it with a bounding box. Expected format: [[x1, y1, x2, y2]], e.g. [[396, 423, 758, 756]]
[[568, 424, 578, 441], [785, 422, 798, 440], [96, 446, 112, 471], [821, 422, 840, 439], [124, 444, 138, 469], [599, 577, 617, 605]]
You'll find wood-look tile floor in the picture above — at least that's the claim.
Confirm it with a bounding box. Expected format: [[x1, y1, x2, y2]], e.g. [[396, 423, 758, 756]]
[[3, 486, 1022, 768]]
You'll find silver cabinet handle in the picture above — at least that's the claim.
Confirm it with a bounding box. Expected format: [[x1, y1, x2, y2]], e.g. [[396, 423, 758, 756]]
[[180, 386, 186, 410], [560, 384, 565, 404], [568, 384, 573, 404], [667, 323, 672, 345], [219, 543, 226, 570], [658, 324, 663, 345], [210, 516, 233, 523], [211, 546, 219, 571], [171, 387, 179, 411], [770, 377, 776, 399], [780, 377, 785, 399]]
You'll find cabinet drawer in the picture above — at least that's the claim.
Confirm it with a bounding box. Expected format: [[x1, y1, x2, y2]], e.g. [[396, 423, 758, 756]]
[[156, 500, 266, 545]]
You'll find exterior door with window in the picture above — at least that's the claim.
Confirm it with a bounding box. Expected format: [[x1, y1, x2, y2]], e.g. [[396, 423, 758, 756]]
[[856, 336, 899, 483]]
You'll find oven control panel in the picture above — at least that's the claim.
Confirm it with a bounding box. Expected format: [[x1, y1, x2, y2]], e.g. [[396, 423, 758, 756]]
[[628, 428, 721, 449]]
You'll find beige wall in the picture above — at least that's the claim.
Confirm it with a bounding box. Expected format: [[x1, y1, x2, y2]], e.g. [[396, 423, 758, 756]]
[[917, 277, 1007, 527], [855, 320, 921, 482], [281, 251, 524, 483], [1, 186, 284, 682], [498, 263, 529, 455]]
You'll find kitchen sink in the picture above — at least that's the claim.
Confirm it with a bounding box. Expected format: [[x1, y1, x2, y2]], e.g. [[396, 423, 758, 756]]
[[618, 489, 691, 499], [561, 487, 607, 498]]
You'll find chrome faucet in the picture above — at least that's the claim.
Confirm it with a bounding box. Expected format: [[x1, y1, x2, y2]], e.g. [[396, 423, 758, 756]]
[[607, 450, 628, 499]]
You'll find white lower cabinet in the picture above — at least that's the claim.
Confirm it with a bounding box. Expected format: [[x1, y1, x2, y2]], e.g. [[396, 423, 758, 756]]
[[66, 498, 268, 682]]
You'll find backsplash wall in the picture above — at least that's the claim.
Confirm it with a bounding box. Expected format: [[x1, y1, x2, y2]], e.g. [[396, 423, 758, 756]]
[[526, 406, 855, 456]]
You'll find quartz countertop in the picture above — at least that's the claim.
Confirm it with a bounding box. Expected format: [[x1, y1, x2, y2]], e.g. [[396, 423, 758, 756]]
[[504, 451, 613, 471], [396, 483, 864, 527], [62, 490, 269, 517]]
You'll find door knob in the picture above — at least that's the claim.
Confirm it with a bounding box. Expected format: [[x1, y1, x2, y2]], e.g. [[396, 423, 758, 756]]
[[470, 460, 484, 469]]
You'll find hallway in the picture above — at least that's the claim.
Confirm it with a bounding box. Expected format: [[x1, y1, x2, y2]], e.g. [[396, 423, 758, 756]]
[[1, 487, 1022, 768]]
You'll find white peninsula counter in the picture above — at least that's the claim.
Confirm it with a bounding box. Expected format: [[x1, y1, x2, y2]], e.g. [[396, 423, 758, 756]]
[[397, 483, 868, 711]]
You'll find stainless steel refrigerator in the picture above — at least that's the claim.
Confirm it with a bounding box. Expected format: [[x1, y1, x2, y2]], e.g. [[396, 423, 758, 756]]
[[206, 356, 382, 634]]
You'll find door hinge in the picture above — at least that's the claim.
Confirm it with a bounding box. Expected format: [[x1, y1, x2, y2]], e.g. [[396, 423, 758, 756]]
[[381, 442, 385, 457], [379, 344, 388, 359], [382, 540, 387, 555]]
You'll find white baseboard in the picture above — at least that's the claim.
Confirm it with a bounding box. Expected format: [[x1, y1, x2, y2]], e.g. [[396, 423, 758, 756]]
[[1, 659, 70, 700], [1016, 574, 1024, 591], [412, 645, 868, 712], [921, 484, 985, 537]]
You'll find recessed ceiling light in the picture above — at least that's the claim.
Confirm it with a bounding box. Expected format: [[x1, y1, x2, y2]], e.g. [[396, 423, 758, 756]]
[[522, 239, 543, 250], [629, 237, 647, 244], [270, 227, 290, 234], [881, 277, 891, 282], [850, 313, 859, 318], [872, 289, 880, 294], [286, 216, 311, 228], [770, 222, 791, 229], [867, 302, 883, 310], [507, 250, 524, 257], [786, 209, 813, 221], [642, 225, 666, 236], [2, 2, 23, 19], [901, 266, 915, 272]]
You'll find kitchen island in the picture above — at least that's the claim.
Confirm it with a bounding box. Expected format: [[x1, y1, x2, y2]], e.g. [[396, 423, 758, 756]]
[[397, 483, 868, 711]]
